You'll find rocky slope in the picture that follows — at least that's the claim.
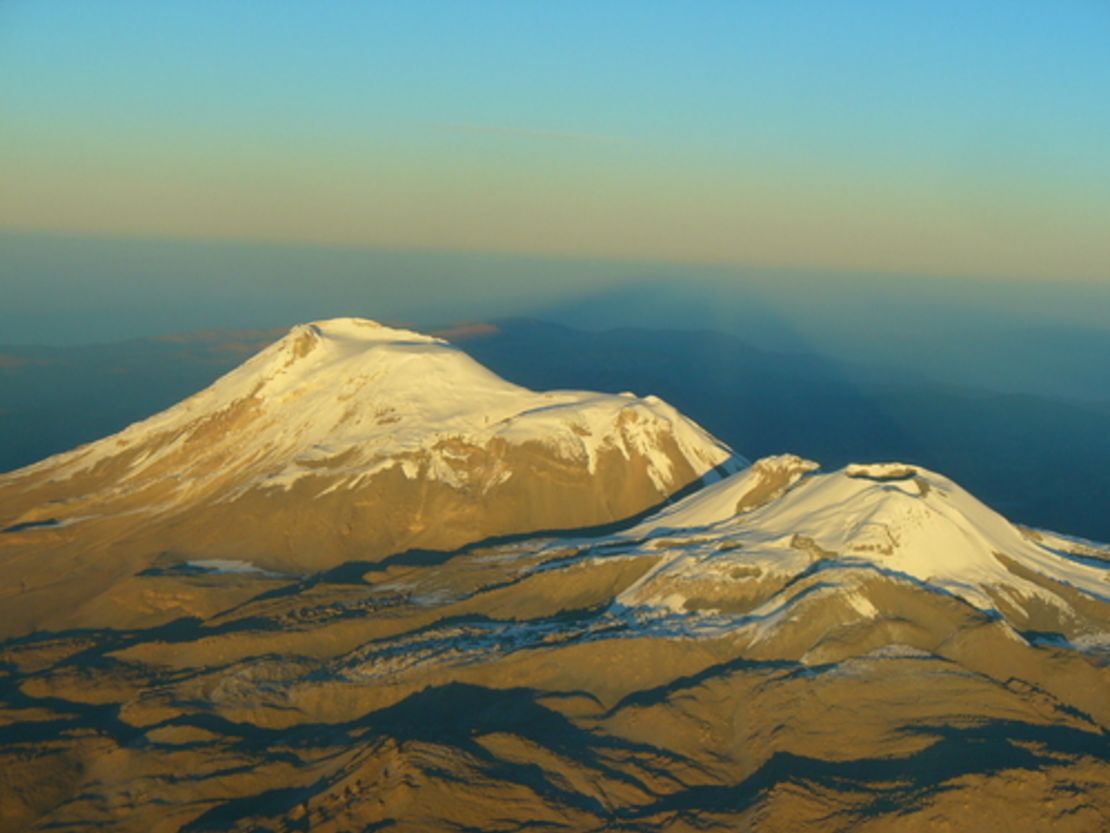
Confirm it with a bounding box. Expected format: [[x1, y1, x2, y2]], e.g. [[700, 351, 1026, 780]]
[[0, 318, 736, 634], [0, 457, 1106, 831]]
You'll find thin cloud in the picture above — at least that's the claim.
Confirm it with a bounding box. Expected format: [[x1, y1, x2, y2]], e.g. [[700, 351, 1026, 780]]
[[424, 122, 629, 146]]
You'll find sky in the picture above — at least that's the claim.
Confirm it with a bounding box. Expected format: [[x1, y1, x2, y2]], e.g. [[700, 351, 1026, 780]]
[[2, 1, 1109, 282]]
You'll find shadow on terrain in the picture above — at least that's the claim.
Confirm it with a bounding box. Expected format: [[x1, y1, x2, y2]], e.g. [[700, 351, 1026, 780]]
[[175, 682, 687, 831], [131, 682, 1110, 831], [5, 309, 1109, 537], [455, 314, 1110, 540], [2, 517, 60, 533], [604, 654, 800, 717], [3, 641, 1106, 831], [623, 719, 1110, 825]]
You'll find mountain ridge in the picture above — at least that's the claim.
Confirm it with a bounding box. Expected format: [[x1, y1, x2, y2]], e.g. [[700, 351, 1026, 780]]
[[0, 317, 738, 635], [4, 318, 1110, 541], [0, 318, 1107, 832]]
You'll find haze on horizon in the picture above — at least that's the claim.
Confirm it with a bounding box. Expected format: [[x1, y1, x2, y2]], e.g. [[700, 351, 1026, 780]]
[[2, 0, 1109, 283]]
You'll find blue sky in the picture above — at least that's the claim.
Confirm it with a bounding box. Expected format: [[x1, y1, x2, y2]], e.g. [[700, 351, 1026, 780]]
[[2, 1, 1109, 279]]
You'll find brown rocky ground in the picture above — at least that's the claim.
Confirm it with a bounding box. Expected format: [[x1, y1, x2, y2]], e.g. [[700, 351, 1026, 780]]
[[0, 524, 1106, 832]]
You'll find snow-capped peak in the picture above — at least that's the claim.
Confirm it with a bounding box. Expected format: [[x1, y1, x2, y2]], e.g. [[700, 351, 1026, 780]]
[[224, 318, 527, 423], [287, 317, 442, 345], [1, 318, 737, 566], [607, 458, 1108, 637]]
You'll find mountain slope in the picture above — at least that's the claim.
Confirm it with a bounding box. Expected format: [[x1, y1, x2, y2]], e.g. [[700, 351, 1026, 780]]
[[0, 318, 737, 634], [0, 455, 1106, 832], [615, 457, 1109, 637], [455, 318, 1110, 542], [5, 318, 1110, 541], [317, 456, 1108, 698], [0, 325, 1107, 831]]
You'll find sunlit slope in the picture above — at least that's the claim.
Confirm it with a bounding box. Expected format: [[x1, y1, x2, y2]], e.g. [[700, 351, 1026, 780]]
[[0, 325, 1107, 831], [615, 457, 1109, 642], [0, 318, 735, 559], [1, 457, 1106, 832], [0, 318, 736, 634]]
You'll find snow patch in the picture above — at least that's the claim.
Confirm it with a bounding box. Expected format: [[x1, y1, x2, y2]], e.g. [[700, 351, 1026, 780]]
[[185, 559, 281, 577]]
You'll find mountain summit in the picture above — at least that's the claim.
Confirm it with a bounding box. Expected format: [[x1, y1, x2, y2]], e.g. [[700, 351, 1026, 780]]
[[611, 457, 1108, 651]]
